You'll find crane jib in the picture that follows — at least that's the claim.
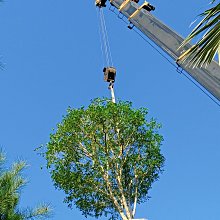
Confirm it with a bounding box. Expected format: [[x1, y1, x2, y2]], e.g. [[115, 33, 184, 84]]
[[108, 0, 220, 101]]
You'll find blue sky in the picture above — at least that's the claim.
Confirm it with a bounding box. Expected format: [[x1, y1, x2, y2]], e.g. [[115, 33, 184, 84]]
[[0, 0, 220, 219]]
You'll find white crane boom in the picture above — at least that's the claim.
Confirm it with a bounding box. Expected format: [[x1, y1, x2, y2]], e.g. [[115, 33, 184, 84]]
[[109, 0, 220, 101]]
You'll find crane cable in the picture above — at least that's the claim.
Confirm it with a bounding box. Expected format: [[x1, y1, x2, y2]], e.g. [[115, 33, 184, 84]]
[[96, 6, 116, 103], [97, 7, 114, 67]]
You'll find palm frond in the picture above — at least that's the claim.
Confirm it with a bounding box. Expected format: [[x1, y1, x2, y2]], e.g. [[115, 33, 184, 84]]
[[11, 160, 27, 177], [24, 204, 52, 219], [0, 150, 6, 171], [0, 161, 27, 213], [178, 2, 220, 68], [0, 152, 52, 219]]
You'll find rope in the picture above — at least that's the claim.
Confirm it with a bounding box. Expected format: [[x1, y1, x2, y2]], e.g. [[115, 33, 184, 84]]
[[109, 7, 220, 108], [100, 9, 110, 66], [97, 7, 114, 67], [96, 8, 105, 67], [101, 9, 114, 66]]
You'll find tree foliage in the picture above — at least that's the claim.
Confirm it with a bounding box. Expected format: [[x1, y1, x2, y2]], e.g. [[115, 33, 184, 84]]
[[0, 150, 51, 220], [178, 0, 220, 67], [45, 98, 164, 220]]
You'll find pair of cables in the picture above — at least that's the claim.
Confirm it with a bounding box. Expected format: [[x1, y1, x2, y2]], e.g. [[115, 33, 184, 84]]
[[97, 7, 114, 68]]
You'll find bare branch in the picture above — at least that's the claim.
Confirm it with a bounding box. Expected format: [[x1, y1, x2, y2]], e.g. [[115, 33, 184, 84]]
[[78, 142, 93, 158]]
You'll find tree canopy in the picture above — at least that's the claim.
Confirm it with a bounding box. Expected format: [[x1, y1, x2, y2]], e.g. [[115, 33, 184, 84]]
[[0, 150, 51, 220], [45, 98, 164, 220]]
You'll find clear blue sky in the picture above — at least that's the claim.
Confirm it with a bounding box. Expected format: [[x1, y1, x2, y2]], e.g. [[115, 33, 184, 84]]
[[0, 0, 220, 219]]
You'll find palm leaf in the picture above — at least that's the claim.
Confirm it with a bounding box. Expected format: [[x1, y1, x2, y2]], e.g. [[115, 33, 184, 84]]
[[178, 2, 220, 68], [0, 152, 52, 219], [24, 204, 52, 219]]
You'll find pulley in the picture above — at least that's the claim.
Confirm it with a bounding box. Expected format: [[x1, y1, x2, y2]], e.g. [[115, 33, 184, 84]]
[[103, 66, 116, 103]]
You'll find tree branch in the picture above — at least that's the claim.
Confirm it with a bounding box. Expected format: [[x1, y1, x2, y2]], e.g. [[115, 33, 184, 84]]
[[99, 165, 128, 220], [116, 166, 132, 220], [132, 176, 138, 218], [78, 142, 93, 158]]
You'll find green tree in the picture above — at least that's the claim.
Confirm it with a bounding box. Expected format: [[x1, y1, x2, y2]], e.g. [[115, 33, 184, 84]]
[[178, 0, 220, 67], [44, 98, 164, 220], [0, 151, 51, 220]]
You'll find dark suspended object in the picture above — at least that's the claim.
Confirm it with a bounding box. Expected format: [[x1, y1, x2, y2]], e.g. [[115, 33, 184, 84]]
[[95, 0, 107, 8], [103, 67, 116, 83], [142, 3, 155, 11]]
